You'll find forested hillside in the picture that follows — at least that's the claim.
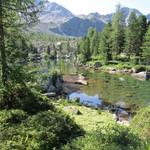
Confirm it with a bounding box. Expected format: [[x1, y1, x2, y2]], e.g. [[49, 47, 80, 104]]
[[77, 5, 150, 66]]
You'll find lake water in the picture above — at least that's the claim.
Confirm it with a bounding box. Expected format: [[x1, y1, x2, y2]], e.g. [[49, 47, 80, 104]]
[[38, 59, 150, 108], [68, 92, 102, 107]]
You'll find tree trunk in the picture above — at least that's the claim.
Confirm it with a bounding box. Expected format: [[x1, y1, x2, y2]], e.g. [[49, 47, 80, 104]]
[[0, 0, 8, 87]]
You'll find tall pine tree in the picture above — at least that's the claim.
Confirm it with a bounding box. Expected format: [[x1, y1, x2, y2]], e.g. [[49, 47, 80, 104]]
[[138, 15, 148, 63], [99, 23, 113, 64], [0, 0, 40, 92], [111, 4, 125, 57], [87, 28, 99, 57], [125, 11, 141, 63], [79, 37, 90, 62], [141, 26, 150, 64]]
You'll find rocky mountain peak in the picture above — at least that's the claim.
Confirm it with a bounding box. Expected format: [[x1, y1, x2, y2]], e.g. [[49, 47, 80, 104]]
[[39, 1, 74, 23]]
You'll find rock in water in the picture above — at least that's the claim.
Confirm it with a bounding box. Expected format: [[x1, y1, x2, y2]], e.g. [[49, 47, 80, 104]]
[[75, 79, 88, 85], [48, 85, 56, 93], [75, 75, 88, 85], [94, 62, 102, 68]]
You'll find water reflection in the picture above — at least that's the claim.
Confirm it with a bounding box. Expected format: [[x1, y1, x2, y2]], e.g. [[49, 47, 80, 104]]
[[68, 92, 102, 107], [32, 58, 150, 108]]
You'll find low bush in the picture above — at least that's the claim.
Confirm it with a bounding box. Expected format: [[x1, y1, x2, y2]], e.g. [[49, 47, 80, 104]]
[[0, 87, 53, 114], [134, 65, 146, 73], [115, 54, 129, 62], [146, 66, 150, 72], [115, 63, 133, 70], [0, 109, 27, 124], [0, 109, 84, 150], [62, 124, 146, 150], [130, 107, 150, 140]]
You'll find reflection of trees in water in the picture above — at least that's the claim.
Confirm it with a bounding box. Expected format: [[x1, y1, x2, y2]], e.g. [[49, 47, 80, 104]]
[[44, 58, 78, 75], [81, 72, 150, 107]]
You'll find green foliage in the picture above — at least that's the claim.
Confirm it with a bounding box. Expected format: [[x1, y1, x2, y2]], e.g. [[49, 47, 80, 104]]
[[141, 26, 150, 64], [0, 0, 40, 89], [62, 124, 146, 150], [134, 65, 146, 73], [78, 37, 91, 62], [0, 109, 84, 150], [87, 28, 99, 56], [111, 4, 125, 56], [138, 15, 148, 53], [124, 11, 147, 65], [99, 23, 113, 64], [78, 28, 100, 62], [0, 87, 52, 115], [130, 107, 150, 140], [0, 109, 27, 124], [115, 63, 133, 70], [77, 9, 149, 66], [114, 53, 129, 62]]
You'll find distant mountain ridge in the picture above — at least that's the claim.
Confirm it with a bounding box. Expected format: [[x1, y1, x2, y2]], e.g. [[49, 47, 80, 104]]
[[79, 7, 143, 23], [147, 14, 150, 21], [50, 17, 105, 37], [39, 1, 74, 24], [33, 1, 150, 37]]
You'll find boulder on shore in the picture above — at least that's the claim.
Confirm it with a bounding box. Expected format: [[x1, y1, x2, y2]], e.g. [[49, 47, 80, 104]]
[[63, 75, 88, 85], [132, 71, 150, 80], [43, 92, 56, 98], [75, 79, 88, 85]]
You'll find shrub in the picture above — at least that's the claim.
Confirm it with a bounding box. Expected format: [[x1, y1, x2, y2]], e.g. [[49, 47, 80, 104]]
[[130, 107, 150, 140], [0, 110, 84, 150], [0, 87, 53, 114], [25, 110, 84, 149], [62, 124, 146, 150], [146, 66, 150, 72], [115, 63, 133, 70], [115, 54, 129, 62], [134, 65, 146, 73], [0, 109, 27, 124]]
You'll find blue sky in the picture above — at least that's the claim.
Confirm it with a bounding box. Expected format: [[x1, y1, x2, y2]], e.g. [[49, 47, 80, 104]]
[[49, 0, 150, 15]]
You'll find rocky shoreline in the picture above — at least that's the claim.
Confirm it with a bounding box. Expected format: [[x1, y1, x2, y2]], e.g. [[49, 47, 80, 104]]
[[39, 65, 141, 126], [79, 62, 150, 81]]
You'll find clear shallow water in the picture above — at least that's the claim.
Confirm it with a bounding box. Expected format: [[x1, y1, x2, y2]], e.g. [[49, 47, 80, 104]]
[[68, 92, 102, 107], [35, 59, 150, 108], [72, 71, 150, 108]]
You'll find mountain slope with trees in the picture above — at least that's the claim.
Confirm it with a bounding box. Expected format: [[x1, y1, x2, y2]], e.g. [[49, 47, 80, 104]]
[[77, 5, 150, 66]]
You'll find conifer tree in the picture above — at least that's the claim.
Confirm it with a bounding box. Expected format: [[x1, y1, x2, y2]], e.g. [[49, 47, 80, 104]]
[[138, 15, 148, 63], [141, 26, 150, 64], [125, 11, 141, 63], [111, 4, 125, 57], [79, 37, 90, 62], [47, 45, 51, 55], [0, 0, 40, 88], [99, 23, 112, 64]]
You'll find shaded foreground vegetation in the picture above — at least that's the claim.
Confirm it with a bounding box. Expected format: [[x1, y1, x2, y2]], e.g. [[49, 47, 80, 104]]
[[0, 89, 84, 149], [0, 93, 150, 149], [58, 101, 150, 150]]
